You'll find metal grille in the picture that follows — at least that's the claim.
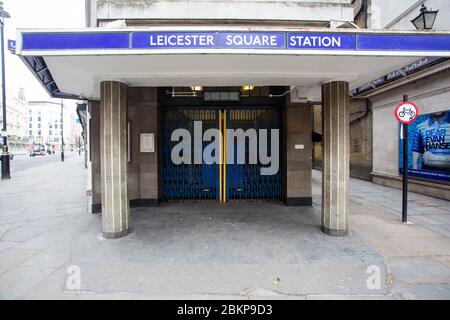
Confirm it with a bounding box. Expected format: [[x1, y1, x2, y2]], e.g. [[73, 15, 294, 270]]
[[162, 107, 281, 201], [226, 109, 282, 200], [162, 109, 219, 200]]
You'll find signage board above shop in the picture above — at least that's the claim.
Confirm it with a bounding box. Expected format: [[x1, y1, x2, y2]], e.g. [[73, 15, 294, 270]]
[[18, 31, 450, 53], [351, 56, 445, 96]]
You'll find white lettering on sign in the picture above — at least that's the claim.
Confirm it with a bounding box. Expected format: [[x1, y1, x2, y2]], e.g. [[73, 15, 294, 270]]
[[149, 34, 215, 47], [225, 34, 278, 47], [289, 35, 342, 48]]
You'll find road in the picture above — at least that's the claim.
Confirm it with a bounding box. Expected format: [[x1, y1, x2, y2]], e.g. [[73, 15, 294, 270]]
[[9, 152, 80, 173]]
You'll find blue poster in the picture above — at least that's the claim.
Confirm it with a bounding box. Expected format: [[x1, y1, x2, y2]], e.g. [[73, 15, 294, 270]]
[[399, 110, 450, 182]]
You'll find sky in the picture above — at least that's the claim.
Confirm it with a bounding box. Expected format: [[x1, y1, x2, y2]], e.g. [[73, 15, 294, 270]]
[[3, 0, 86, 105]]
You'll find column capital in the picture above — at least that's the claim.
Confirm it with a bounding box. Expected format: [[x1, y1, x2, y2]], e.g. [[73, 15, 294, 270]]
[[322, 80, 350, 86], [100, 80, 128, 86]]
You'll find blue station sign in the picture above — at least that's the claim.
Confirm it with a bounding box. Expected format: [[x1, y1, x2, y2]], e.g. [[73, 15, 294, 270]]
[[217, 32, 285, 49], [287, 33, 356, 50], [19, 30, 450, 53], [7, 40, 16, 53], [133, 32, 217, 49]]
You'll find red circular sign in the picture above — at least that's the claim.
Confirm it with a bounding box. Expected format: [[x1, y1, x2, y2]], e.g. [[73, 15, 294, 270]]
[[395, 102, 419, 124]]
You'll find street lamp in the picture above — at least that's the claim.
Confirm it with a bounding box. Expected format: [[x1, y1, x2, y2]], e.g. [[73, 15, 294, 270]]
[[411, 4, 439, 30], [0, 1, 10, 180], [60, 99, 64, 162]]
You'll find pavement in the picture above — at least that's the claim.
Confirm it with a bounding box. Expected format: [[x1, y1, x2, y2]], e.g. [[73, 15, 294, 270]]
[[10, 153, 63, 173], [0, 155, 449, 300]]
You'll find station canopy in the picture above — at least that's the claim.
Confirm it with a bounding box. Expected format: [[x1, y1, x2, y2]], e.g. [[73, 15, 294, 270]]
[[14, 27, 450, 100]]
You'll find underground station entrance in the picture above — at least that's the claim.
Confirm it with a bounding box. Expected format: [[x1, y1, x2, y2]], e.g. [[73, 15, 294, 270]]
[[161, 87, 283, 202], [15, 28, 450, 238]]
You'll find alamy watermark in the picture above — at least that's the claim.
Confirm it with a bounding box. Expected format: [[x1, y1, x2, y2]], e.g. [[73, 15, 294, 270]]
[[366, 265, 381, 290], [65, 265, 81, 291], [171, 121, 280, 176]]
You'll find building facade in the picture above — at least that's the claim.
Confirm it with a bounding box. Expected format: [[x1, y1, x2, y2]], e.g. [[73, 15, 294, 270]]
[[14, 0, 450, 238], [0, 88, 28, 152], [86, 0, 355, 28], [27, 101, 77, 152], [350, 0, 450, 200]]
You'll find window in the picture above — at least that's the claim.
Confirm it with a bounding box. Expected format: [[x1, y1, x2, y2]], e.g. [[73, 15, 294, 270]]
[[29, 131, 32, 136], [38, 117, 41, 122], [38, 130, 42, 136], [29, 117, 32, 122], [55, 124, 58, 129], [49, 130, 53, 136], [29, 123, 32, 128], [38, 123, 41, 129]]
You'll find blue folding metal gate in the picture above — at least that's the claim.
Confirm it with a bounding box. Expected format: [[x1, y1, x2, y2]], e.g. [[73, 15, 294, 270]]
[[226, 109, 282, 200], [162, 107, 281, 201], [162, 109, 219, 200]]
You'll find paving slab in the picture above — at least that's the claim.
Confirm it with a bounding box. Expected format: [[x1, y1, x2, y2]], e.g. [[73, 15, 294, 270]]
[[0, 266, 57, 300], [392, 284, 450, 300], [1, 226, 49, 242], [0, 248, 41, 275], [433, 256, 450, 269], [387, 256, 450, 284]]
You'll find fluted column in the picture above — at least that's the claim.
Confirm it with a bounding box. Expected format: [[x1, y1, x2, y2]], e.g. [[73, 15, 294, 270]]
[[100, 81, 129, 238], [321, 81, 349, 237]]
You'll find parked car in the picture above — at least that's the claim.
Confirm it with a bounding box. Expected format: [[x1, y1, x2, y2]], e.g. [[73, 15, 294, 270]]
[[30, 147, 45, 157]]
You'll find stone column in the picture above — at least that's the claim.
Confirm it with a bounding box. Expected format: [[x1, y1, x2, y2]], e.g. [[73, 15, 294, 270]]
[[321, 81, 349, 237], [100, 81, 129, 238]]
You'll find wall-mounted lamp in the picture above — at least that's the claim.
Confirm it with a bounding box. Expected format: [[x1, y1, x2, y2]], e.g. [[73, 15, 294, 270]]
[[411, 4, 439, 30], [190, 86, 203, 92]]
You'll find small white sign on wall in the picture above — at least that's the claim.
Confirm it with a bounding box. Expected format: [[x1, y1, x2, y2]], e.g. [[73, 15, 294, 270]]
[[140, 133, 155, 153]]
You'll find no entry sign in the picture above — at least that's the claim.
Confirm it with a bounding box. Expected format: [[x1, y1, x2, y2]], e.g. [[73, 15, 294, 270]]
[[395, 101, 419, 124]]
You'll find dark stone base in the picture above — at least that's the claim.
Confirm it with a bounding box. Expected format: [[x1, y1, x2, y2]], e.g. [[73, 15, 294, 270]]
[[284, 197, 313, 206], [350, 164, 373, 181], [130, 198, 161, 208], [92, 199, 161, 214], [322, 226, 348, 237], [91, 203, 102, 214], [102, 229, 129, 239]]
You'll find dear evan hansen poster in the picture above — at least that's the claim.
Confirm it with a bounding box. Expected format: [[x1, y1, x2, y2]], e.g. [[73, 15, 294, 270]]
[[399, 110, 450, 182]]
